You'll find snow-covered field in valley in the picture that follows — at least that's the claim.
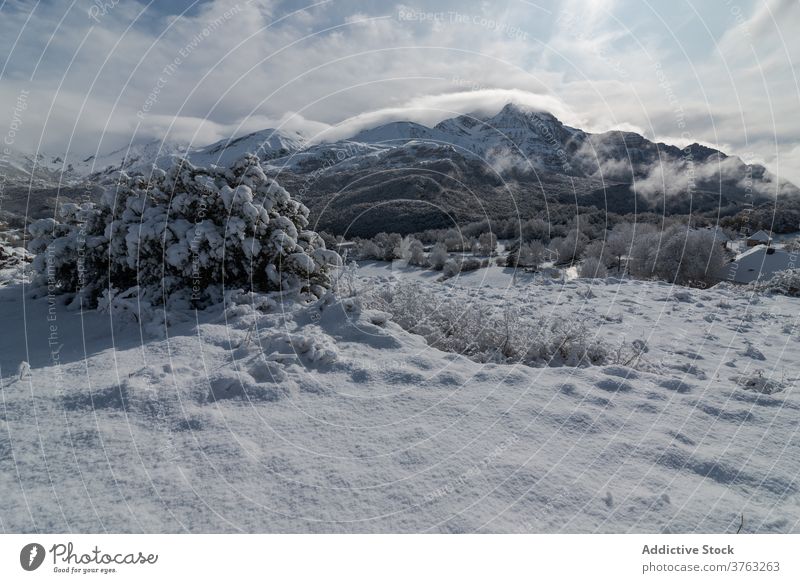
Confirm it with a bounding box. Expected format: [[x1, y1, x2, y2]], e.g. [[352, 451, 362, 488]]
[[1, 261, 799, 533]]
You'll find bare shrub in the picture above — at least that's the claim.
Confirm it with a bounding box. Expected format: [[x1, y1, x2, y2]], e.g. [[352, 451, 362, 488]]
[[549, 228, 588, 265], [428, 243, 449, 270], [477, 232, 497, 255], [732, 370, 784, 395], [629, 226, 725, 286], [400, 235, 426, 266], [750, 268, 800, 297], [578, 256, 608, 279], [363, 282, 611, 367], [516, 241, 546, 269]]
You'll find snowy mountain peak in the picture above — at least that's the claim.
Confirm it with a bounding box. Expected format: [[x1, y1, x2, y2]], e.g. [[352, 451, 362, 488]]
[[339, 103, 585, 172], [432, 113, 483, 137], [190, 128, 306, 168], [83, 138, 190, 175], [493, 101, 545, 122], [350, 121, 440, 144]]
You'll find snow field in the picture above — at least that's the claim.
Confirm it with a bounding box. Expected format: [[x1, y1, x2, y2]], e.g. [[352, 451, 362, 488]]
[[0, 262, 799, 532]]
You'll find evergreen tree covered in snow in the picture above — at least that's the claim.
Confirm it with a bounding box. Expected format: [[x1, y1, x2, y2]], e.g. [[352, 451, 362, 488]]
[[28, 155, 340, 309]]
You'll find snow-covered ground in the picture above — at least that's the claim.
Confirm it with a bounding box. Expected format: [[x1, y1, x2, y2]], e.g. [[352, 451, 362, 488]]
[[1, 261, 799, 533]]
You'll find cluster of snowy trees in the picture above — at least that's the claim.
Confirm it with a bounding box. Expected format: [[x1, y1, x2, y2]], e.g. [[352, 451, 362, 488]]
[[347, 215, 730, 287], [349, 230, 498, 262], [410, 211, 635, 247], [495, 216, 729, 287], [625, 225, 727, 286], [545, 222, 727, 286], [721, 198, 800, 235], [27, 155, 341, 312], [346, 230, 493, 278]]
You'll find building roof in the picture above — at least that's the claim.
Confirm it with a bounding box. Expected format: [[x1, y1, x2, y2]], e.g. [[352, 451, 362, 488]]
[[747, 230, 772, 242], [723, 244, 795, 283], [704, 225, 731, 242]]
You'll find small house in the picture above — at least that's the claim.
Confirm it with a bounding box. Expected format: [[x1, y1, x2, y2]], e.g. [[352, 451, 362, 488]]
[[704, 225, 731, 249], [746, 230, 772, 247], [723, 244, 796, 284]]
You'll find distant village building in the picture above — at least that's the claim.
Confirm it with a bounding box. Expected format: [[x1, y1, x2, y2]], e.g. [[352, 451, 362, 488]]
[[746, 230, 772, 247], [704, 225, 731, 249], [723, 244, 797, 284]]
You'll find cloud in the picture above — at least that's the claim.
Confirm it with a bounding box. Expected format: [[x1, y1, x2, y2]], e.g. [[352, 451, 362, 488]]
[[631, 151, 792, 201], [0, 0, 795, 188], [138, 111, 331, 147]]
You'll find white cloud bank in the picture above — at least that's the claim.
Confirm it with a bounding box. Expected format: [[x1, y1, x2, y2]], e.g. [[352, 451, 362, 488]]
[[0, 0, 797, 184]]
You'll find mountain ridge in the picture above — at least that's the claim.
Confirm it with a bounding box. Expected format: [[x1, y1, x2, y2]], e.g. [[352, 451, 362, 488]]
[[2, 103, 796, 235]]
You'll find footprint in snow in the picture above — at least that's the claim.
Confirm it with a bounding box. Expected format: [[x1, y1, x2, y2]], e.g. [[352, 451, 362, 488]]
[[595, 378, 634, 393], [433, 371, 465, 386], [740, 344, 766, 361], [659, 379, 694, 394], [666, 430, 695, 446]]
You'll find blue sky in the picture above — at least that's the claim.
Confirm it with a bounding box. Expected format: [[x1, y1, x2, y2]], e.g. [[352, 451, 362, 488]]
[[1, 0, 798, 182]]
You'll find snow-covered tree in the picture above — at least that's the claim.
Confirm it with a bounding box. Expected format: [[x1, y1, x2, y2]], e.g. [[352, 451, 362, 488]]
[[626, 224, 661, 279], [582, 240, 608, 265], [442, 257, 461, 278], [443, 229, 465, 251], [578, 256, 608, 279], [606, 222, 636, 274], [629, 225, 724, 286], [548, 228, 587, 265], [674, 229, 726, 285], [400, 236, 426, 266], [355, 238, 383, 260], [477, 232, 497, 256], [521, 218, 550, 243], [0, 239, 30, 271], [373, 232, 403, 260], [28, 155, 340, 309], [427, 243, 449, 270], [783, 237, 800, 252], [511, 240, 546, 269]]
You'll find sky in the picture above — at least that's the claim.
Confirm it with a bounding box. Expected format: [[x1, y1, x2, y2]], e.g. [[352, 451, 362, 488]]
[[1, 0, 799, 183]]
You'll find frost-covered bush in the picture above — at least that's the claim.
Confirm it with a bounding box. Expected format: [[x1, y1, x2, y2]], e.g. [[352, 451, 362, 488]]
[[28, 155, 340, 309], [0, 241, 30, 270], [442, 256, 485, 279], [578, 256, 608, 279], [507, 240, 546, 269], [399, 235, 426, 266], [750, 268, 800, 297], [373, 232, 402, 260], [442, 257, 461, 278], [442, 229, 469, 252], [548, 228, 588, 265], [363, 282, 611, 367], [355, 238, 383, 260], [477, 232, 497, 255], [521, 218, 550, 243], [606, 222, 636, 273], [427, 243, 449, 270], [354, 232, 407, 261], [629, 226, 725, 287]]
